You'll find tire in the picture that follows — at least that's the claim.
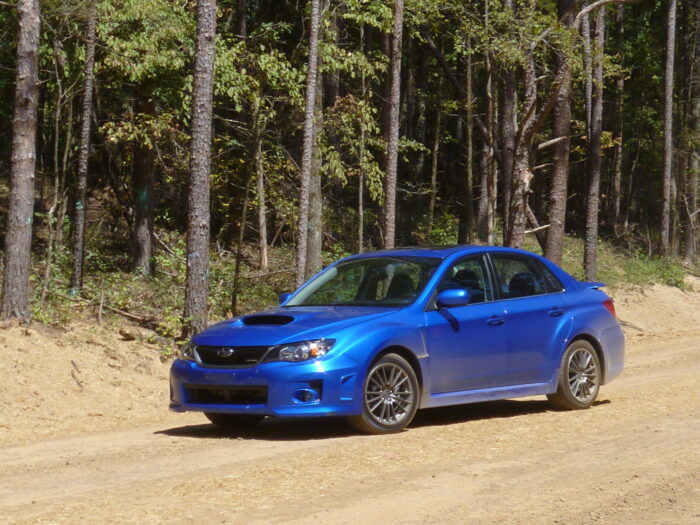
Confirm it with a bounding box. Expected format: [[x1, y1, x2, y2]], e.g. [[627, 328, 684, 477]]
[[547, 340, 601, 410], [204, 413, 265, 431], [346, 353, 420, 435]]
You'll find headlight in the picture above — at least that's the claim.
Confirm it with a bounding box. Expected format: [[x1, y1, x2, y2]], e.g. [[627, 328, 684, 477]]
[[265, 339, 335, 362], [179, 341, 196, 361]]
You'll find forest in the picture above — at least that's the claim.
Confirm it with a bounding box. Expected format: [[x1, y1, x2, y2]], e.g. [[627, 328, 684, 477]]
[[0, 0, 698, 339]]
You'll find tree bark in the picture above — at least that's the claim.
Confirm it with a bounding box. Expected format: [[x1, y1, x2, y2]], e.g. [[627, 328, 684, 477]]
[[660, 0, 677, 255], [544, 0, 576, 265], [584, 8, 606, 280], [183, 0, 217, 337], [685, 2, 699, 264], [131, 94, 156, 276], [306, 53, 324, 279], [382, 0, 404, 249], [295, 0, 321, 287], [1, 0, 41, 321], [69, 0, 97, 294], [499, 0, 517, 244], [253, 104, 268, 273], [611, 4, 625, 229], [582, 8, 593, 136]]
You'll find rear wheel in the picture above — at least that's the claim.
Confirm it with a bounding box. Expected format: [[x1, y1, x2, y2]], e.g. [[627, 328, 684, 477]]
[[347, 353, 419, 434], [547, 340, 601, 409], [204, 413, 264, 431]]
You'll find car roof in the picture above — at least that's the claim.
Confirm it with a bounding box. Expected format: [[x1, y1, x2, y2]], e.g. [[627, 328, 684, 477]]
[[341, 245, 538, 262]]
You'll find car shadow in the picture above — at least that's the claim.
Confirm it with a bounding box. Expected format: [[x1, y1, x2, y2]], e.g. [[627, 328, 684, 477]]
[[156, 398, 611, 441]]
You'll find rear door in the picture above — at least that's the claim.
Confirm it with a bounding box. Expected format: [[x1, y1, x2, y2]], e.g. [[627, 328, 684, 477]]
[[488, 253, 571, 386]]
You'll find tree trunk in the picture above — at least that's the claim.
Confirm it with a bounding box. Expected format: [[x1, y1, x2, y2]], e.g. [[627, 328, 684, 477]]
[[461, 47, 474, 244], [1, 0, 41, 321], [295, 0, 321, 287], [183, 0, 217, 337], [253, 106, 268, 273], [544, 0, 576, 265], [685, 2, 700, 264], [499, 0, 516, 243], [69, 0, 97, 294], [611, 4, 625, 230], [584, 8, 606, 280], [131, 94, 156, 276], [582, 7, 593, 136], [306, 56, 324, 279], [428, 82, 442, 230], [382, 0, 404, 249], [660, 0, 677, 255]]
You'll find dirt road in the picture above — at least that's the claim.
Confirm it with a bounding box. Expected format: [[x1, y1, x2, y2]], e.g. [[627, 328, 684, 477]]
[[1, 327, 698, 525]]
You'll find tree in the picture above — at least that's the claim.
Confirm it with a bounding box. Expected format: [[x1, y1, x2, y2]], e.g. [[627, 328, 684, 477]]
[[685, 1, 699, 264], [183, 0, 217, 336], [295, 0, 321, 287], [1, 0, 41, 321], [70, 0, 98, 295], [545, 0, 576, 266], [660, 0, 677, 255], [584, 7, 606, 280], [382, 0, 404, 249]]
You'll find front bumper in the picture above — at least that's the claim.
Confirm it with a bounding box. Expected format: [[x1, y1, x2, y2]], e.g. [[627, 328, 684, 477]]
[[169, 354, 362, 417]]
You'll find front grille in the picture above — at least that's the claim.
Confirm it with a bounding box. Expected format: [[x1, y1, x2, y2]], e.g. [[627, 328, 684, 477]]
[[195, 345, 268, 367], [185, 384, 268, 405]]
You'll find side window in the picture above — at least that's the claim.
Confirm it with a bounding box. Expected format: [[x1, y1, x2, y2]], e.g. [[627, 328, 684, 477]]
[[438, 256, 492, 304], [491, 255, 547, 299], [535, 261, 565, 293]]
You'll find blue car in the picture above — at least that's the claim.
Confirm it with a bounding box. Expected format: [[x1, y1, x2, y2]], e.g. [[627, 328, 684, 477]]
[[170, 246, 624, 434]]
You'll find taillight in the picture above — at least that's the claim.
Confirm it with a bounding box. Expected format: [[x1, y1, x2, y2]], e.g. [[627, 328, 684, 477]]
[[602, 298, 616, 318]]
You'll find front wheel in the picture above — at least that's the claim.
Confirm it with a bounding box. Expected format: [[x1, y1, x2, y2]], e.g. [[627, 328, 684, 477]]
[[547, 340, 601, 409], [204, 413, 264, 431], [346, 353, 419, 434]]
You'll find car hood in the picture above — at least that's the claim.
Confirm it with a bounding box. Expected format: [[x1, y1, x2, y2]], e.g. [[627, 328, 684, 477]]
[[192, 306, 400, 347]]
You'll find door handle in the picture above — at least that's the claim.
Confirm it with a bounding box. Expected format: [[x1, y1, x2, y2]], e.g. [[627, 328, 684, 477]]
[[548, 307, 564, 317], [487, 316, 505, 326]]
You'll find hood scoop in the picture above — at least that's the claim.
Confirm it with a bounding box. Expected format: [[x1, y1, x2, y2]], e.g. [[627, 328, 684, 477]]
[[242, 314, 294, 326]]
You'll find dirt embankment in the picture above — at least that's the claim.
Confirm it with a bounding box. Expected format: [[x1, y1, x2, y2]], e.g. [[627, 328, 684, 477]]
[[0, 276, 699, 524]]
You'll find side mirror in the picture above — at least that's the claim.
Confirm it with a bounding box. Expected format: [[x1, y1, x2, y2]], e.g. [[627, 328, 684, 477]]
[[436, 288, 470, 309], [278, 292, 292, 305]]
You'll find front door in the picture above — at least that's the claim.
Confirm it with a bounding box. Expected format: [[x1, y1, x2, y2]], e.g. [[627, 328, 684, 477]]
[[424, 255, 509, 394]]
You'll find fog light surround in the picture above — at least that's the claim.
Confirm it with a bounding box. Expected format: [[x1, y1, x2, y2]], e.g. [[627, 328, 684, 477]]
[[292, 388, 320, 404]]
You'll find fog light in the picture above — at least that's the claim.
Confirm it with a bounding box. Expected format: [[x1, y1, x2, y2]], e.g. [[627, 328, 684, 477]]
[[293, 388, 320, 404]]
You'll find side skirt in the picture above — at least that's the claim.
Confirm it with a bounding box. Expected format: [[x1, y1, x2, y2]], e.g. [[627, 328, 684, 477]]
[[420, 381, 557, 409]]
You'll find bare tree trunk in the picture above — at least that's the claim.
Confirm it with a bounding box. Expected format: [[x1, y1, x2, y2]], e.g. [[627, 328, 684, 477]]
[[462, 47, 474, 244], [686, 2, 700, 264], [69, 0, 97, 294], [1, 0, 41, 321], [661, 0, 677, 255], [500, 0, 516, 243], [131, 94, 156, 276], [584, 8, 606, 280], [183, 0, 217, 337], [358, 25, 366, 253], [306, 60, 324, 278], [611, 4, 625, 230], [428, 81, 442, 230], [545, 0, 575, 265], [231, 172, 251, 316], [382, 0, 404, 249], [253, 105, 268, 273], [295, 0, 321, 287], [582, 7, 593, 136]]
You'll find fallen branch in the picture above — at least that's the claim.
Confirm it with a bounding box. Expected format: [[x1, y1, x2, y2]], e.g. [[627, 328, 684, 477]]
[[525, 224, 551, 234], [48, 290, 153, 325]]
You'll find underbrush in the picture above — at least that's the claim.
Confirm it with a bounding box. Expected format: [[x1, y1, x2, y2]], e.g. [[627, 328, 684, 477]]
[[20, 227, 696, 357]]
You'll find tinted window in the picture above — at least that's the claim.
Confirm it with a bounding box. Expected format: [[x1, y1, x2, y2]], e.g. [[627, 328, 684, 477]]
[[438, 256, 492, 304], [491, 255, 547, 299], [287, 257, 441, 307], [536, 261, 565, 292]]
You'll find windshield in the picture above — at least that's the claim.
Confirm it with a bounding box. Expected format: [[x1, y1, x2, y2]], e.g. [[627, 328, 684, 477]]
[[286, 257, 441, 307]]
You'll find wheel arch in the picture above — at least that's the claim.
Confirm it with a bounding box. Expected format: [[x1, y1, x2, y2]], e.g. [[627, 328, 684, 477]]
[[569, 333, 606, 382], [372, 345, 424, 391]]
